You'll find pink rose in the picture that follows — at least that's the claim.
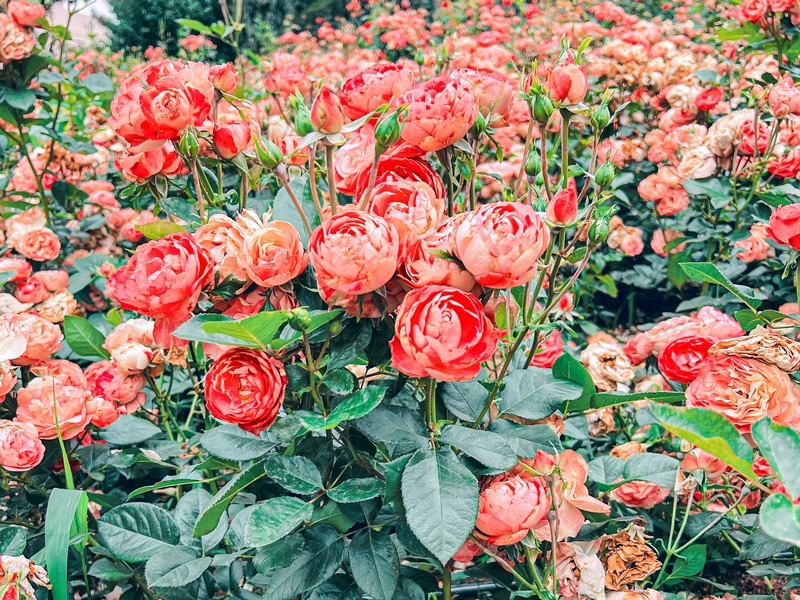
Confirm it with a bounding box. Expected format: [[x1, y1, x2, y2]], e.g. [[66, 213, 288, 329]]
[[767, 204, 800, 250], [310, 87, 345, 134], [16, 375, 94, 440], [547, 179, 579, 226], [14, 278, 49, 304], [681, 448, 727, 481], [87, 395, 120, 428], [622, 333, 653, 366], [105, 232, 215, 347], [213, 121, 252, 159], [240, 221, 308, 288], [399, 77, 477, 152], [476, 471, 549, 545], [104, 319, 155, 353], [0, 361, 17, 401], [611, 480, 671, 509], [31, 270, 69, 291], [546, 63, 589, 105], [390, 285, 499, 381], [309, 210, 400, 295], [450, 68, 514, 120], [0, 312, 62, 365], [399, 217, 477, 292], [209, 63, 238, 94], [116, 141, 186, 182], [0, 420, 44, 471], [29, 359, 87, 388], [85, 361, 146, 415], [339, 63, 416, 120], [8, 1, 46, 27], [14, 228, 61, 262], [367, 179, 446, 251], [110, 343, 156, 375], [454, 202, 550, 288], [0, 258, 32, 282], [0, 14, 35, 63]]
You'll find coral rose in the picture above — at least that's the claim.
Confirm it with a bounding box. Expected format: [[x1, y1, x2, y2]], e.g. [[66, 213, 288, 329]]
[[8, 1, 45, 27], [117, 141, 185, 182], [367, 179, 446, 251], [686, 355, 800, 432], [398, 76, 477, 152], [85, 361, 147, 415], [309, 210, 400, 295], [16, 375, 94, 440], [213, 121, 252, 159], [204, 348, 287, 434], [547, 63, 589, 105], [339, 63, 416, 120], [389, 285, 498, 381], [31, 270, 69, 292], [657, 335, 715, 384], [240, 221, 308, 288], [0, 420, 44, 472], [15, 278, 49, 304], [310, 87, 345, 134], [475, 471, 549, 545], [454, 202, 550, 289], [104, 318, 155, 352], [0, 14, 35, 63], [15, 228, 61, 262], [767, 204, 800, 250], [105, 232, 215, 347], [611, 480, 671, 508], [450, 68, 514, 120], [0, 312, 62, 365], [0, 258, 32, 283]]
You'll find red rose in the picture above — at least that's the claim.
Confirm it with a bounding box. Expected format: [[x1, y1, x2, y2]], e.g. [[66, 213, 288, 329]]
[[204, 348, 287, 434], [695, 88, 722, 111], [657, 335, 715, 384], [767, 204, 800, 250]]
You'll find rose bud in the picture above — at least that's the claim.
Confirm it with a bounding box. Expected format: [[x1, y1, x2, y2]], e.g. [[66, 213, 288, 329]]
[[375, 110, 404, 151], [310, 87, 345, 135], [546, 63, 589, 105], [209, 63, 238, 94], [294, 104, 314, 136], [547, 179, 578, 226], [525, 149, 542, 177], [178, 129, 200, 159], [767, 204, 800, 250], [532, 94, 554, 123], [658, 335, 715, 384], [213, 121, 252, 159], [591, 105, 611, 129], [595, 162, 616, 188], [255, 136, 284, 169]]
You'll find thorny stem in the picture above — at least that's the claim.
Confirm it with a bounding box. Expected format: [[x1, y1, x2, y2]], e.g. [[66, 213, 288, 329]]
[[308, 142, 324, 217], [357, 150, 382, 211], [325, 143, 339, 216], [190, 160, 207, 223]]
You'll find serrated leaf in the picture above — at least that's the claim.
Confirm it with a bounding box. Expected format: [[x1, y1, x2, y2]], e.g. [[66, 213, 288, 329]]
[[440, 425, 518, 470], [264, 455, 323, 495], [97, 503, 179, 563], [244, 497, 313, 547], [740, 529, 791, 560], [201, 425, 277, 461], [145, 548, 212, 588], [194, 461, 266, 537], [438, 380, 489, 423], [498, 368, 582, 420], [588, 455, 624, 485], [680, 262, 761, 310], [751, 417, 800, 499], [487, 420, 563, 458], [328, 477, 384, 503], [622, 453, 679, 488], [348, 529, 399, 600], [100, 415, 161, 446], [63, 315, 110, 359]]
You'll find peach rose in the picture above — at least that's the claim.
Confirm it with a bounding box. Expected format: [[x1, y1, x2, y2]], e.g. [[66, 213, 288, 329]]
[[390, 285, 498, 381], [334, 124, 378, 197], [15, 278, 49, 304], [106, 232, 215, 346], [240, 222, 308, 288], [368, 179, 446, 251], [0, 361, 17, 401], [309, 210, 400, 295], [31, 270, 69, 291], [5, 207, 46, 248], [213, 121, 252, 159], [547, 63, 589, 105], [16, 375, 94, 440], [735, 224, 775, 262], [681, 448, 727, 481], [623, 332, 653, 366], [0, 420, 44, 471], [686, 355, 800, 433], [611, 481, 671, 509], [34, 289, 79, 323], [104, 318, 155, 353], [204, 348, 287, 434], [85, 360, 146, 415], [450, 68, 514, 120], [194, 211, 259, 284], [339, 63, 416, 120], [0, 312, 62, 365], [0, 257, 32, 283], [87, 395, 120, 428], [455, 202, 550, 289], [398, 218, 477, 292], [8, 1, 46, 27], [475, 471, 550, 545], [678, 146, 717, 179], [29, 359, 87, 388], [399, 76, 477, 152], [767, 203, 800, 250], [14, 228, 61, 262], [117, 142, 186, 182], [110, 343, 156, 376], [0, 14, 35, 63]]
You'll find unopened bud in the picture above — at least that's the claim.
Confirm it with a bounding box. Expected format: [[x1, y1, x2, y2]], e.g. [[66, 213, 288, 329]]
[[255, 136, 284, 169], [375, 110, 404, 151], [532, 94, 554, 123], [288, 308, 312, 331], [294, 104, 314, 136], [525, 150, 542, 177], [595, 162, 616, 188], [591, 105, 611, 130], [588, 216, 610, 244], [178, 130, 199, 159], [310, 87, 345, 135]]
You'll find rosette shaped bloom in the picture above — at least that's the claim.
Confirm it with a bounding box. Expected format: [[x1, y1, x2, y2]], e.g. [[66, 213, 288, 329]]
[[686, 355, 800, 433], [16, 376, 94, 440], [455, 202, 550, 288], [15, 228, 61, 262], [367, 179, 446, 251], [390, 286, 498, 381], [8, 1, 46, 27], [356, 157, 446, 200], [611, 481, 671, 509], [85, 361, 147, 415], [241, 221, 308, 288], [767, 204, 800, 250], [450, 68, 514, 120], [0, 312, 62, 365], [105, 232, 215, 346], [309, 211, 400, 295], [204, 348, 287, 434], [657, 335, 715, 384], [339, 63, 416, 120], [0, 420, 44, 472], [116, 141, 186, 182], [399, 217, 477, 292], [398, 77, 477, 152], [475, 472, 550, 545]]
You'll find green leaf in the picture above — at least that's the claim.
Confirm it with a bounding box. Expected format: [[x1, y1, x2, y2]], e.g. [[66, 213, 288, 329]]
[[760, 494, 800, 547], [498, 368, 582, 420], [308, 574, 362, 600], [487, 420, 563, 458], [328, 477, 384, 503], [194, 461, 266, 537], [100, 415, 161, 445], [244, 497, 314, 547], [322, 368, 357, 396], [553, 353, 596, 412], [135, 220, 187, 240], [174, 488, 228, 551], [298, 387, 387, 431], [201, 425, 277, 461], [592, 391, 684, 409], [0, 526, 26, 555], [401, 447, 479, 564], [680, 262, 762, 310], [4, 88, 36, 111], [588, 455, 624, 485], [667, 544, 707, 581], [88, 558, 134, 583], [145, 548, 212, 588], [740, 529, 791, 560], [438, 380, 489, 424], [649, 404, 758, 480], [622, 453, 679, 488], [253, 535, 305, 573], [80, 73, 114, 94], [683, 178, 731, 208], [97, 503, 179, 563], [751, 417, 800, 499], [176, 18, 211, 34], [440, 424, 518, 470], [348, 529, 399, 600], [174, 311, 289, 349], [45, 489, 88, 600], [264, 455, 323, 495], [63, 315, 110, 359]]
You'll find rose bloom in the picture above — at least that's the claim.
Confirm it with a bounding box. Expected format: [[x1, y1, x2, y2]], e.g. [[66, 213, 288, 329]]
[[87, 395, 120, 428], [0, 360, 17, 401], [768, 76, 800, 118], [0, 14, 35, 63], [214, 121, 252, 159], [475, 471, 549, 545], [194, 210, 261, 284], [31, 269, 69, 291], [0, 312, 62, 365], [14, 228, 61, 262], [8, 1, 46, 27], [116, 141, 185, 182], [528, 329, 565, 368], [240, 221, 308, 288], [546, 63, 589, 105], [5, 207, 46, 248], [334, 124, 379, 197], [623, 332, 653, 366], [204, 348, 287, 434], [29, 359, 87, 388], [356, 156, 446, 201], [16, 375, 94, 440], [656, 189, 690, 217], [15, 278, 49, 304], [611, 480, 671, 509], [35, 289, 78, 323], [368, 179, 445, 251], [105, 232, 215, 347], [390, 286, 498, 381], [767, 204, 800, 250], [735, 224, 775, 262], [309, 210, 400, 295], [450, 68, 514, 120], [85, 360, 146, 415], [104, 318, 155, 353], [210, 63, 238, 94], [678, 146, 716, 179], [681, 448, 727, 481], [398, 76, 477, 152], [651, 229, 687, 257], [111, 343, 156, 376], [657, 335, 715, 384], [0, 420, 44, 472], [455, 202, 550, 289], [339, 63, 416, 120], [0, 257, 32, 283], [686, 355, 800, 433], [738, 0, 768, 22], [646, 307, 743, 356], [695, 88, 723, 111]]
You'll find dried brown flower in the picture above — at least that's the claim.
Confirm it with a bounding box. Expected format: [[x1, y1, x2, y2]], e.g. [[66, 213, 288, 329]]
[[708, 326, 800, 372], [600, 522, 662, 591]]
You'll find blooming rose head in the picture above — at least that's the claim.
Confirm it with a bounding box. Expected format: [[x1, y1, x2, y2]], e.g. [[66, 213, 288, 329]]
[[117, 141, 186, 182], [104, 318, 155, 352], [105, 232, 215, 346], [85, 360, 146, 415], [241, 221, 308, 288], [339, 63, 416, 120], [16, 375, 94, 440], [367, 179, 446, 251], [0, 14, 35, 63], [204, 348, 287, 434], [310, 87, 345, 134], [0, 312, 62, 365], [611, 480, 671, 508], [214, 121, 252, 159], [547, 63, 589, 105], [686, 355, 800, 432], [0, 420, 44, 472], [695, 87, 722, 111], [390, 285, 498, 381], [623, 332, 653, 366], [475, 471, 549, 545], [15, 278, 49, 304], [450, 68, 514, 120], [209, 63, 238, 94], [657, 335, 715, 384], [31, 269, 69, 292], [398, 77, 477, 152], [767, 204, 800, 250], [399, 217, 477, 292], [8, 1, 46, 27], [455, 202, 550, 289], [309, 210, 400, 295], [15, 228, 61, 262]]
